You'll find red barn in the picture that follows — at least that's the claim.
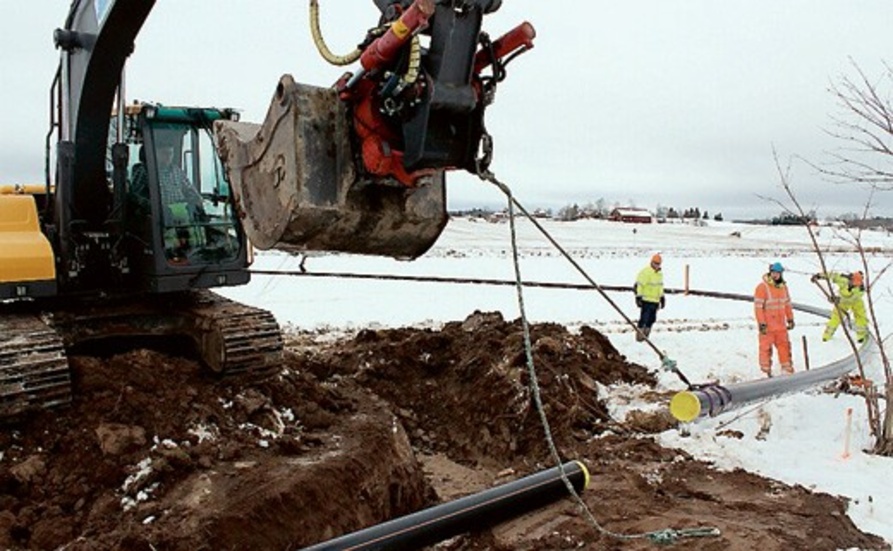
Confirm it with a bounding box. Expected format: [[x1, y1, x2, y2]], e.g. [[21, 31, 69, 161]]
[[609, 207, 653, 224]]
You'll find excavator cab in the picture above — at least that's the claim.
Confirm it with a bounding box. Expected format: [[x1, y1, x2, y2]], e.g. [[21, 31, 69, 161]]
[[119, 105, 249, 293]]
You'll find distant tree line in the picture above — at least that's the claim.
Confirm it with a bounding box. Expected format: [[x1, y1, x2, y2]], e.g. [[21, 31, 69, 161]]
[[771, 211, 816, 226], [449, 203, 890, 229], [655, 206, 723, 222], [450, 200, 725, 222]]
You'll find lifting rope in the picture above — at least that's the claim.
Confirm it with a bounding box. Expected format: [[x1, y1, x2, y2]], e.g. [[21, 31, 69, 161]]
[[475, 169, 691, 385], [474, 165, 719, 545]]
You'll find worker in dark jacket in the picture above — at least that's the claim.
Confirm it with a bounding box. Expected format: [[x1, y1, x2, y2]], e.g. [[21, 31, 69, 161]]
[[634, 253, 665, 342]]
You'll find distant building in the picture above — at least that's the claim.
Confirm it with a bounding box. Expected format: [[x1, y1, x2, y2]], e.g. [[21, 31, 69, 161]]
[[609, 207, 653, 224]]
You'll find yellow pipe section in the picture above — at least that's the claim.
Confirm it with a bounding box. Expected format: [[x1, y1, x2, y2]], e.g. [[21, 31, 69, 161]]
[[670, 391, 703, 423]]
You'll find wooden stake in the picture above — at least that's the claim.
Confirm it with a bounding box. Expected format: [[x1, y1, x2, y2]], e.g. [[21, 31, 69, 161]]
[[842, 407, 853, 460], [801, 335, 810, 371], [684, 264, 690, 295]]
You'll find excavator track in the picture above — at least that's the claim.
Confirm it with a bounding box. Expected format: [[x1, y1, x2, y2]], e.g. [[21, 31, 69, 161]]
[[48, 290, 284, 380], [187, 291, 284, 378], [0, 313, 71, 418], [0, 291, 282, 420]]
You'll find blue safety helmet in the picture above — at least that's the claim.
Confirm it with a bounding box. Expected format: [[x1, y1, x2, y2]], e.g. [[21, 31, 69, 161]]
[[769, 262, 784, 273]]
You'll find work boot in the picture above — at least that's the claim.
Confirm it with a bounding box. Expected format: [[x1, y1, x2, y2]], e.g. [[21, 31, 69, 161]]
[[635, 330, 645, 342], [643, 327, 652, 338]]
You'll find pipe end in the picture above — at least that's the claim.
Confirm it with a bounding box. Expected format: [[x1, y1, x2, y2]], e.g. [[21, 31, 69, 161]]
[[573, 460, 591, 490], [670, 391, 702, 423]]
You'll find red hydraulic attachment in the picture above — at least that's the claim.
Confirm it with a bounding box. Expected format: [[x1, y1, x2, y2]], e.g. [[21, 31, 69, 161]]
[[338, 0, 437, 186], [474, 21, 537, 74], [351, 78, 433, 186], [338, 0, 536, 187], [359, 0, 436, 77]]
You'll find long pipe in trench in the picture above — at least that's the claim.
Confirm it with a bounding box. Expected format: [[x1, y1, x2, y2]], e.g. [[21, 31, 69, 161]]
[[252, 269, 874, 426], [300, 460, 590, 551]]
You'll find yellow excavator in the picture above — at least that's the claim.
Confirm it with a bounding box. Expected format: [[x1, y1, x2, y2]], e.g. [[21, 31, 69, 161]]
[[0, 0, 534, 419]]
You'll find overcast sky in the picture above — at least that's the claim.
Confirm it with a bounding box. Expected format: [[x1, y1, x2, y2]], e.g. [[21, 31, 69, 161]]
[[2, 1, 891, 219]]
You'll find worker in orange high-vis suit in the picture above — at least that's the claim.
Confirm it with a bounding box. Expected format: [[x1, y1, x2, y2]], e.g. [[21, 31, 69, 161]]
[[753, 262, 795, 377]]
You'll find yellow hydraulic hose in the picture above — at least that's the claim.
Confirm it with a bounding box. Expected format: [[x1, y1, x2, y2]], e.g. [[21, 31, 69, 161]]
[[398, 35, 421, 89], [309, 0, 420, 91], [308, 0, 362, 66]]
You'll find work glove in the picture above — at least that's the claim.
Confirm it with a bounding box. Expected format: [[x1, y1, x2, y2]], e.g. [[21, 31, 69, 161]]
[[810, 273, 820, 283], [635, 296, 643, 308], [758, 323, 768, 335], [786, 319, 795, 330], [659, 296, 666, 309]]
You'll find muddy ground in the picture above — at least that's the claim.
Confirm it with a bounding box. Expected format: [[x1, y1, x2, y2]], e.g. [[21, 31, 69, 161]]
[[0, 310, 887, 550]]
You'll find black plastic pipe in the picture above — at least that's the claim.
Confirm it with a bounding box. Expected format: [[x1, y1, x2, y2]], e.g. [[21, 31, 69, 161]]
[[300, 460, 590, 551]]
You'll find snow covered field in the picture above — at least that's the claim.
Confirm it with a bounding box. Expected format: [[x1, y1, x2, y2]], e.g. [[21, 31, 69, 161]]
[[219, 216, 893, 544]]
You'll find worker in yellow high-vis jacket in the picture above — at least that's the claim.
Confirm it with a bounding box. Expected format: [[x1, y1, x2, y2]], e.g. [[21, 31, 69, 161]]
[[634, 253, 665, 342], [811, 270, 868, 343]]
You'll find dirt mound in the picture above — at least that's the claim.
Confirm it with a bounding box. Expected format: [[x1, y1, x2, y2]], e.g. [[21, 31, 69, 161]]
[[0, 311, 887, 550]]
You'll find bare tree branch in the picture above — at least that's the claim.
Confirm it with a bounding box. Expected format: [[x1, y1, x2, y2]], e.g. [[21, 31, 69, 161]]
[[770, 147, 882, 439], [808, 59, 893, 188]]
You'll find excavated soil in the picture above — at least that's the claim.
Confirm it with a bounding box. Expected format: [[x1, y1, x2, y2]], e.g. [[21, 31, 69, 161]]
[[0, 311, 887, 550]]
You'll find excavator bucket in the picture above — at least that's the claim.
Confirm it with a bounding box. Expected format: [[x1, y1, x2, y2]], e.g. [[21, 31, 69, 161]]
[[214, 75, 448, 260]]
